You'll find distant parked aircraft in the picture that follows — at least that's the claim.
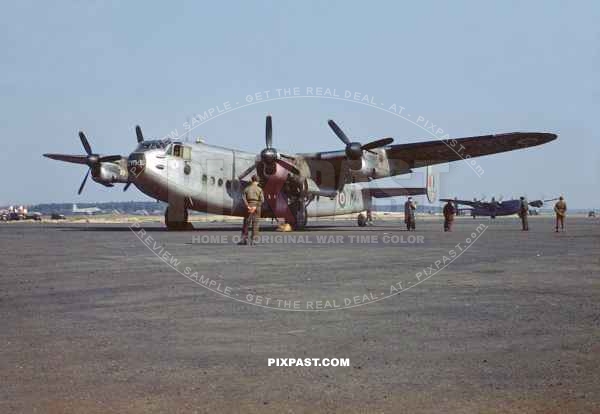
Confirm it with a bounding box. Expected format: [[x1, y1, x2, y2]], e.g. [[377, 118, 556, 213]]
[[441, 197, 558, 218], [72, 203, 101, 215]]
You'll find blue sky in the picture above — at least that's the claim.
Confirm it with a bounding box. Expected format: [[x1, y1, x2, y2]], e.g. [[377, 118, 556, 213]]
[[1, 1, 598, 208]]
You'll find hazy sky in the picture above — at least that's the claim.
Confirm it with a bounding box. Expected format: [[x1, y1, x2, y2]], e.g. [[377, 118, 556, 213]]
[[1, 1, 598, 208]]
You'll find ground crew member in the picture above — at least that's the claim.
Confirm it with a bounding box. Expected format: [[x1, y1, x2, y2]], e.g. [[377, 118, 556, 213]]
[[404, 197, 416, 231], [519, 196, 529, 231], [490, 197, 498, 219], [239, 175, 264, 245], [366, 209, 373, 225], [554, 196, 567, 232], [443, 200, 455, 232]]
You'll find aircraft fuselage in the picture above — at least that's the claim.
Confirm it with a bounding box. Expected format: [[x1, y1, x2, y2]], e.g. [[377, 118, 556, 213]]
[[129, 141, 370, 220]]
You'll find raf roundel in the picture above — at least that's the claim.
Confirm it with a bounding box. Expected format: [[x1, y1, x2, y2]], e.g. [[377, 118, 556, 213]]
[[338, 191, 347, 208]]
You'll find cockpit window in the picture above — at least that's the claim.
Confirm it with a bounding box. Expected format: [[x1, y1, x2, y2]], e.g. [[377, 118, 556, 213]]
[[167, 143, 191, 160], [139, 140, 170, 150]]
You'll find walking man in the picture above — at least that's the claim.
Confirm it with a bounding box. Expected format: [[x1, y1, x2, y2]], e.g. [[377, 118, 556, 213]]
[[404, 197, 416, 231], [519, 196, 529, 231], [239, 175, 264, 245], [366, 208, 373, 225], [443, 200, 455, 232], [554, 196, 567, 232]]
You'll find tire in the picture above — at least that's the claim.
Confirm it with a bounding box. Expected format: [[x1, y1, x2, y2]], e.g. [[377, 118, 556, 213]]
[[357, 213, 367, 227], [165, 207, 190, 230]]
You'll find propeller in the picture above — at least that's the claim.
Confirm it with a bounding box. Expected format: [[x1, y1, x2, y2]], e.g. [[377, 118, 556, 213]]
[[120, 125, 146, 191], [327, 119, 393, 160], [78, 169, 90, 195], [43, 131, 122, 194], [238, 115, 301, 180]]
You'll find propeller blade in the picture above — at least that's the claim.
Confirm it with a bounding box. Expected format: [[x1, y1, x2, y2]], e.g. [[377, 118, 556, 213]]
[[276, 159, 300, 175], [327, 120, 351, 145], [361, 137, 394, 151], [78, 169, 90, 195], [43, 154, 89, 165], [135, 125, 144, 143], [123, 182, 132, 192], [238, 164, 256, 181], [99, 155, 122, 163], [265, 115, 272, 148], [79, 131, 92, 155]]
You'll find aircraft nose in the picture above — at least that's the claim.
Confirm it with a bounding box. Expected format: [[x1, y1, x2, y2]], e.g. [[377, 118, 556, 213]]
[[127, 152, 146, 179]]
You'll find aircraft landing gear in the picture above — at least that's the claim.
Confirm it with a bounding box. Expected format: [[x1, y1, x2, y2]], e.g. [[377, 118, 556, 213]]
[[291, 204, 308, 230], [164, 207, 193, 230], [357, 213, 367, 227]]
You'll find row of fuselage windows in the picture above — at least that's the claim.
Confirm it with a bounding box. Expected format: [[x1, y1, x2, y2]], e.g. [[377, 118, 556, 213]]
[[202, 174, 224, 188]]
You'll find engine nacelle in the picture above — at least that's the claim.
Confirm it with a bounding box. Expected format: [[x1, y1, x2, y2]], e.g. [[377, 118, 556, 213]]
[[348, 151, 390, 181], [92, 158, 129, 185]]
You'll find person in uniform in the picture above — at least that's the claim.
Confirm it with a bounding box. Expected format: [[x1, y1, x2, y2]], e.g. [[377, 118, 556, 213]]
[[443, 200, 455, 232], [404, 197, 416, 231], [366, 208, 373, 225], [554, 196, 567, 232], [519, 196, 529, 231], [239, 175, 264, 245], [490, 196, 498, 219]]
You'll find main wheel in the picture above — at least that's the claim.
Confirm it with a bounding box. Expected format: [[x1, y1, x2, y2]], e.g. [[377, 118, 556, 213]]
[[357, 213, 367, 227], [165, 207, 191, 230]]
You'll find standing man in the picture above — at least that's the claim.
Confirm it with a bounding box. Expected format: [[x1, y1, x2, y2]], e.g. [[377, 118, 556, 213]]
[[519, 196, 529, 231], [443, 200, 456, 232], [239, 175, 264, 245], [404, 197, 416, 231], [366, 208, 374, 225], [490, 197, 498, 219], [554, 196, 567, 232]]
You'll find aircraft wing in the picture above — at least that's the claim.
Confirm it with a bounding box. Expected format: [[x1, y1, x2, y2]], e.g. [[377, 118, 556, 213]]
[[529, 197, 559, 208], [529, 200, 544, 208], [365, 187, 426, 198], [298, 132, 556, 190], [385, 132, 557, 170], [439, 198, 480, 208], [43, 154, 89, 165]]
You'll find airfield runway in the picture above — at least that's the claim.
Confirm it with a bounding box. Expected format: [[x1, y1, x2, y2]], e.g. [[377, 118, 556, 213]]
[[1, 216, 599, 413]]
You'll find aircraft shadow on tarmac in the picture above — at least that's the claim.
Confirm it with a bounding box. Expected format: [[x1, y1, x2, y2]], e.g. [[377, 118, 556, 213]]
[[55, 223, 419, 233]]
